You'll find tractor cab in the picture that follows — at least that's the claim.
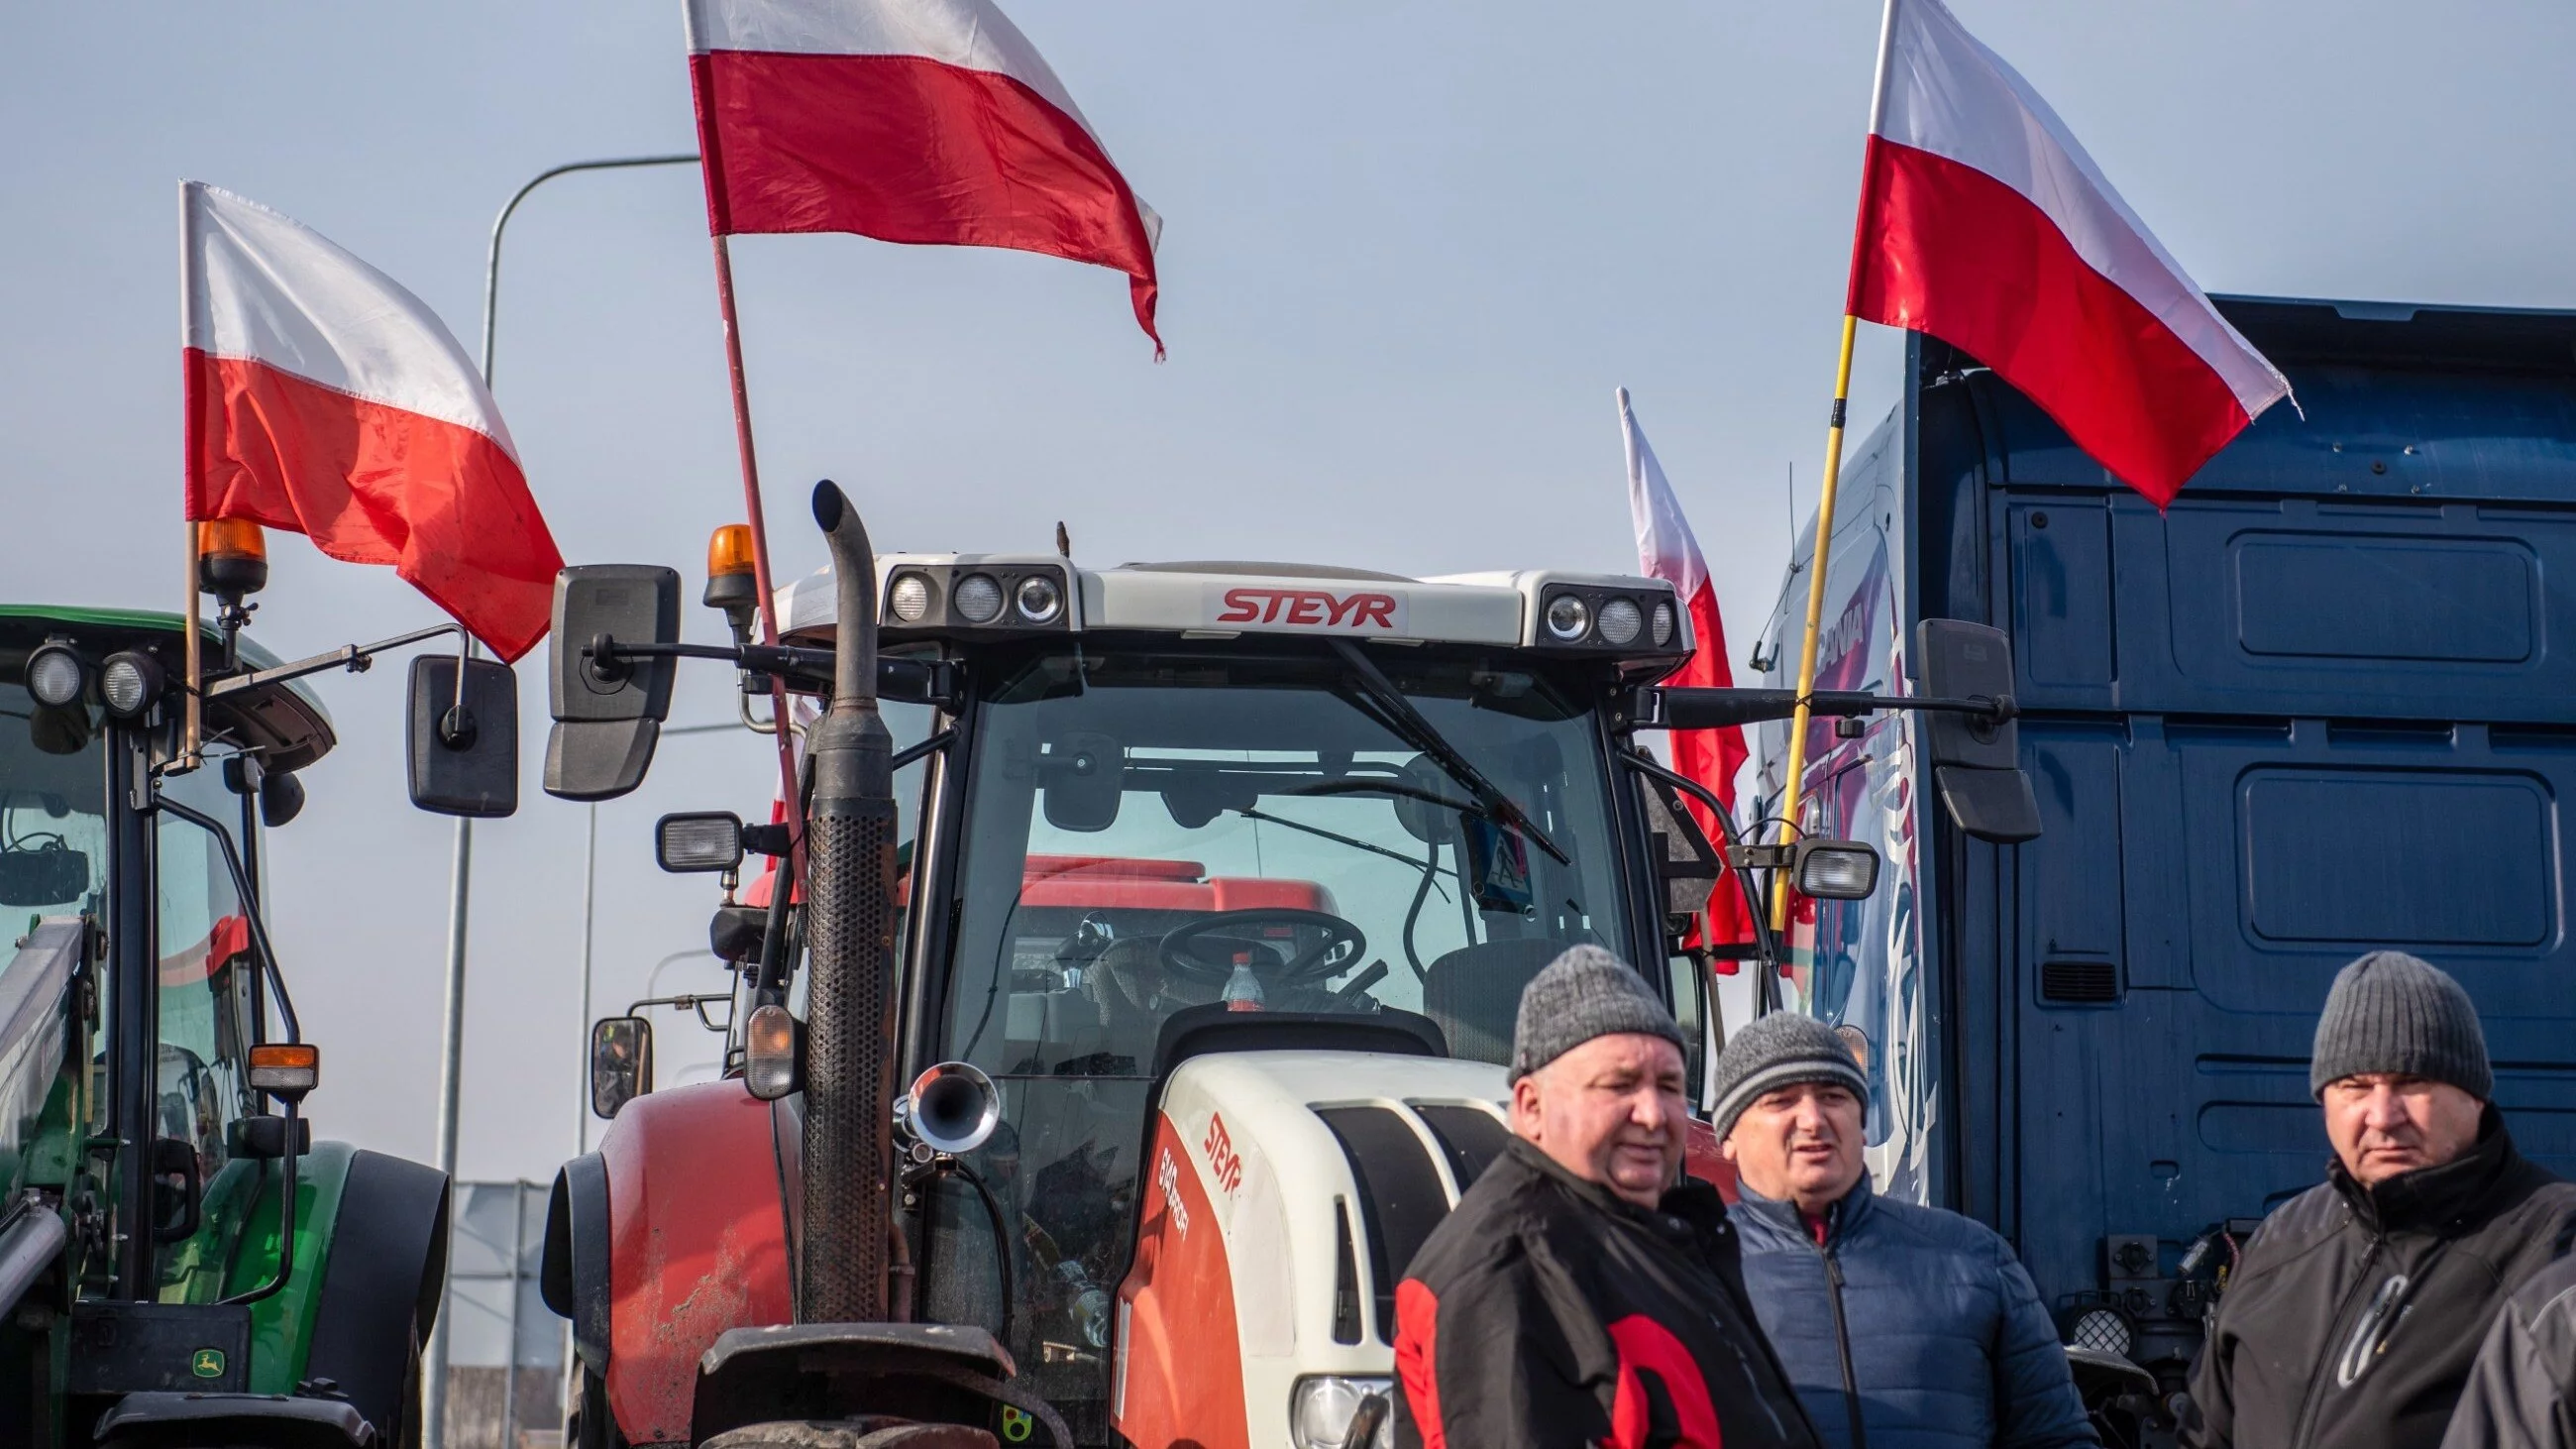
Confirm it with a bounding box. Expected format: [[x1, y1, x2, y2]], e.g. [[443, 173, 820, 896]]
[[0, 572, 511, 1448], [543, 495, 2028, 1449]]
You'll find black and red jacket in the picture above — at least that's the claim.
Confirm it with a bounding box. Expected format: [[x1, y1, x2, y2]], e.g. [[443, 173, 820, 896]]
[[1393, 1137, 1823, 1449]]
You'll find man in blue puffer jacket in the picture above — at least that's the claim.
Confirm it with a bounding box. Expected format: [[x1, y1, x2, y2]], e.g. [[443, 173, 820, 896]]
[[1714, 1013, 2096, 1449]]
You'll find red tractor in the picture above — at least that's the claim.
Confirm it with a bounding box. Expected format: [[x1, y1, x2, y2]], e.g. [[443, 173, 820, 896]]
[[536, 484, 2031, 1448]]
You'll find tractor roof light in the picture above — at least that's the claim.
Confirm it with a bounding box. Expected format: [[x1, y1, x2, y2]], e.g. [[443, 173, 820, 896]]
[[1544, 594, 1590, 642], [1651, 600, 1677, 648], [888, 572, 934, 623], [98, 651, 166, 721], [197, 518, 269, 599], [1596, 597, 1644, 646], [952, 573, 1006, 624], [248, 1042, 320, 1102], [1015, 574, 1064, 624], [26, 641, 85, 709]]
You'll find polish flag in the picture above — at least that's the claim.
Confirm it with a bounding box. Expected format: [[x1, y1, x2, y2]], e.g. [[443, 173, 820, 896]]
[[686, 0, 1163, 350], [182, 182, 562, 662], [1620, 389, 1753, 950], [1850, 0, 2290, 507]]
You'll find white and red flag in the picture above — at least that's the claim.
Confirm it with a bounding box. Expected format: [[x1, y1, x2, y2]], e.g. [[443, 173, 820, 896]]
[[1620, 389, 1754, 949], [1850, 0, 2290, 506], [685, 0, 1163, 350], [181, 182, 562, 661]]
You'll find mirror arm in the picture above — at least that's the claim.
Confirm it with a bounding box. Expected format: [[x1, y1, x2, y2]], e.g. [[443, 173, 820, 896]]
[[1635, 686, 2017, 730], [203, 621, 463, 701], [1616, 750, 1785, 1001], [150, 793, 301, 1043], [589, 637, 960, 710]]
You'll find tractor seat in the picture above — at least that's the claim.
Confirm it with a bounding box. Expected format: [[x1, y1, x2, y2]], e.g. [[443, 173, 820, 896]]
[[1420, 938, 1576, 1067]]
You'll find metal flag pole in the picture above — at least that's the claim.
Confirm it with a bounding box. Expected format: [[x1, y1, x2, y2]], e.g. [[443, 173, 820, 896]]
[[425, 152, 697, 1449], [706, 233, 807, 856], [1770, 0, 1902, 935]]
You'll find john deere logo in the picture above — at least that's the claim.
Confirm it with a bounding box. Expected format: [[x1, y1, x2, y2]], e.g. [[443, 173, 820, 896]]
[[190, 1348, 225, 1380]]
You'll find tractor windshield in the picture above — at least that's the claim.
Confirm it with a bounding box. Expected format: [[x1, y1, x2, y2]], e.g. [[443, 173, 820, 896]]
[[925, 643, 1633, 1440]]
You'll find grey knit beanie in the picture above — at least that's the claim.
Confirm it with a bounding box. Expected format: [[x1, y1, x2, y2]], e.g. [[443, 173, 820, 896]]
[[1708, 1012, 1871, 1141], [2310, 950, 2492, 1100], [1510, 946, 1686, 1082]]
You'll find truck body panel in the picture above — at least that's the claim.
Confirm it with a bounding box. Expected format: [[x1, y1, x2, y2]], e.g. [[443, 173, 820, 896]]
[[1757, 297, 2576, 1368]]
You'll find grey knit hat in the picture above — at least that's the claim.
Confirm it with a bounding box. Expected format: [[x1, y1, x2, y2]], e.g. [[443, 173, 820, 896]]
[[1510, 946, 1686, 1082], [1708, 1012, 1871, 1141], [2310, 950, 2492, 1100]]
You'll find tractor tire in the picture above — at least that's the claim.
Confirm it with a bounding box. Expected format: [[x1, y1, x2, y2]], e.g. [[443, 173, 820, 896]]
[[702, 1420, 1000, 1449]]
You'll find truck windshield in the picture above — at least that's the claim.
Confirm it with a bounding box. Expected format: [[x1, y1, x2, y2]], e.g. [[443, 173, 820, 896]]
[[926, 644, 1631, 1441]]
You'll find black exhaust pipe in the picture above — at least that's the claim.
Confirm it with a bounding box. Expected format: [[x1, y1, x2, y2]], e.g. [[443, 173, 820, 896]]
[[800, 479, 899, 1324]]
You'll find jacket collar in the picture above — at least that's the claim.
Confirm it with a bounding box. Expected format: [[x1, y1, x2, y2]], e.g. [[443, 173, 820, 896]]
[[1501, 1136, 1728, 1237], [1736, 1168, 1875, 1248], [2330, 1105, 2522, 1235]]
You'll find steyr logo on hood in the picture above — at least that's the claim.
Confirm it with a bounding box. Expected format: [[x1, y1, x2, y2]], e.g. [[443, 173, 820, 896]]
[[1212, 586, 1403, 631]]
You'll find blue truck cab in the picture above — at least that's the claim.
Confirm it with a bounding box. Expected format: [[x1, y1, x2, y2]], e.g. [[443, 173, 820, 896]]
[[1750, 296, 2576, 1399]]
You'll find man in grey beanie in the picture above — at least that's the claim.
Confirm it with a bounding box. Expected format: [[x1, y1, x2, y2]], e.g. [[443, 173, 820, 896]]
[[1393, 946, 1820, 1449], [2187, 950, 2576, 1449], [1715, 1012, 2095, 1449]]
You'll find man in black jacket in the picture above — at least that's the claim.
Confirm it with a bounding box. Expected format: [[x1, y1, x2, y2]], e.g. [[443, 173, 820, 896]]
[[1392, 946, 1818, 1449], [2443, 1248, 2576, 1449], [2186, 950, 2576, 1449]]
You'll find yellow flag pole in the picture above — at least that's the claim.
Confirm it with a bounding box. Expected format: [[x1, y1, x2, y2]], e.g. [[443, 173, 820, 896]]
[[182, 520, 203, 769], [1768, 315, 1861, 932], [1771, 0, 1899, 936]]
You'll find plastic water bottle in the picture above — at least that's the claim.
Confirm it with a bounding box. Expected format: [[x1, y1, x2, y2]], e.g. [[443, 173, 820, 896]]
[[1223, 951, 1265, 1012]]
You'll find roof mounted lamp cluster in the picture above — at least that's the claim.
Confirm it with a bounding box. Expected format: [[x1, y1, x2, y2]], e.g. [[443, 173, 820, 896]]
[[1535, 584, 1687, 657], [884, 563, 1072, 634]]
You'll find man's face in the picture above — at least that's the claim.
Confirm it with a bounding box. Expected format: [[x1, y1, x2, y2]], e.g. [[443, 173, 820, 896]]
[[2323, 1073, 2485, 1185], [1510, 1033, 1688, 1209], [1721, 1081, 1866, 1215]]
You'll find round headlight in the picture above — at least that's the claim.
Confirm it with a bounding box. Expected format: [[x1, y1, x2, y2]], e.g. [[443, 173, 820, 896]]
[[952, 574, 1005, 624], [1544, 594, 1590, 642], [26, 645, 84, 709], [1651, 601, 1677, 647], [888, 573, 933, 623], [1016, 574, 1063, 624], [1596, 598, 1644, 646], [99, 652, 164, 720]]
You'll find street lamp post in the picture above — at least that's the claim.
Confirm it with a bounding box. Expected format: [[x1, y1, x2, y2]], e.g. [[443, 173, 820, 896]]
[[424, 152, 696, 1449]]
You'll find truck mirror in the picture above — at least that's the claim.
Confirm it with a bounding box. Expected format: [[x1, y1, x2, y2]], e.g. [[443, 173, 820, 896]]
[[590, 1016, 653, 1119], [545, 565, 681, 802], [407, 656, 520, 818], [1916, 619, 2043, 843], [0, 843, 89, 907], [1043, 731, 1126, 833]]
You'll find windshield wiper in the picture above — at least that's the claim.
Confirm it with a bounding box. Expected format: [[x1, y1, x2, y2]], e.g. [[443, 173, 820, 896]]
[[1327, 640, 1571, 865]]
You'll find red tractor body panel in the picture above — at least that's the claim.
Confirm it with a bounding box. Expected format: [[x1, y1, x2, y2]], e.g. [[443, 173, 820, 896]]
[[599, 1080, 793, 1443]]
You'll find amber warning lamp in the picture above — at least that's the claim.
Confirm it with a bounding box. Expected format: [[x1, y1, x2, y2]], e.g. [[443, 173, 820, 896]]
[[703, 522, 760, 638], [247, 1042, 320, 1102], [197, 518, 269, 600]]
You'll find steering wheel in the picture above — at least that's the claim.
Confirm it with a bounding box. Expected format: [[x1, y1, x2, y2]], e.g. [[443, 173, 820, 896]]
[[1158, 909, 1369, 989]]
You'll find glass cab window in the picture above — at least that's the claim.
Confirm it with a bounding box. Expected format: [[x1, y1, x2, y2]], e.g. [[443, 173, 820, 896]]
[[927, 643, 1633, 1437]]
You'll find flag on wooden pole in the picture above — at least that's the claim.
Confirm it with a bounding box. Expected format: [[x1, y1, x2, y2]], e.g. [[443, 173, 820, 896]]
[[686, 0, 1164, 351]]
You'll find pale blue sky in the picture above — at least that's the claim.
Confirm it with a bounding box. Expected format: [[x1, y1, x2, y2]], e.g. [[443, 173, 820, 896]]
[[5, 1, 2570, 1178]]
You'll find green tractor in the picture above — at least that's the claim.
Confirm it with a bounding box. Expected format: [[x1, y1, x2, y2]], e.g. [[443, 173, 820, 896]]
[[0, 536, 522, 1446]]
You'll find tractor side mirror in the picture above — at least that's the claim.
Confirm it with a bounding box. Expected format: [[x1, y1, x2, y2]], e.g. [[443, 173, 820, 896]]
[[590, 1016, 653, 1120], [407, 656, 520, 818], [1916, 619, 2042, 843], [545, 565, 681, 803]]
